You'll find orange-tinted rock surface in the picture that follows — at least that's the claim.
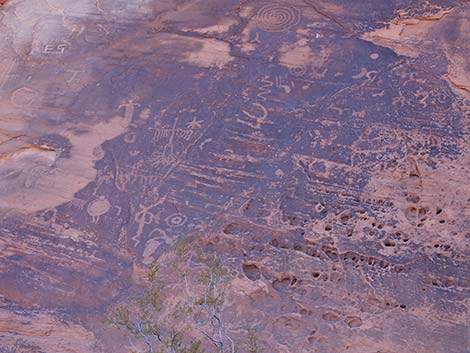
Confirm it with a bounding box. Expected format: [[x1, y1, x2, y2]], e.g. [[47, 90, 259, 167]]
[[0, 0, 469, 352]]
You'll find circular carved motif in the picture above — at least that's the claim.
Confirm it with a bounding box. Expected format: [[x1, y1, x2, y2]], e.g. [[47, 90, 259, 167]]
[[87, 196, 111, 219], [256, 4, 301, 32], [165, 213, 186, 227]]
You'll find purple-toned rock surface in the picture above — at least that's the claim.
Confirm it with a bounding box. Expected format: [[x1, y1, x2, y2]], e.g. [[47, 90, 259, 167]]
[[0, 0, 468, 352]]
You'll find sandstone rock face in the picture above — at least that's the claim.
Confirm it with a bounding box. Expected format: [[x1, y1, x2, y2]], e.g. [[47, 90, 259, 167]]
[[0, 0, 468, 352]]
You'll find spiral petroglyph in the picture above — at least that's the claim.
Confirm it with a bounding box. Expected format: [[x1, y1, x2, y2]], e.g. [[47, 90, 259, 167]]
[[255, 4, 301, 32]]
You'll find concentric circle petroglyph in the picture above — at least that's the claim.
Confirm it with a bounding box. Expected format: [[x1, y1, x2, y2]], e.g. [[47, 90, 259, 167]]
[[165, 213, 187, 227], [255, 4, 301, 32]]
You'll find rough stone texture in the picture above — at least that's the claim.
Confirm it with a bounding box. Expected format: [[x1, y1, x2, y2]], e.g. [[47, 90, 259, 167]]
[[0, 0, 469, 352]]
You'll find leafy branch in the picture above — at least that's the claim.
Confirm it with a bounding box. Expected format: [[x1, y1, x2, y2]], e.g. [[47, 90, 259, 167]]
[[107, 237, 262, 353]]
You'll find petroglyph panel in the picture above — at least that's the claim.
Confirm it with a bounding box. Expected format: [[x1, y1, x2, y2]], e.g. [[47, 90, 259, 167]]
[[0, 0, 469, 352]]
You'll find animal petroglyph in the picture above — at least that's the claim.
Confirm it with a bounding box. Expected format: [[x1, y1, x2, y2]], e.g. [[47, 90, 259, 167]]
[[86, 196, 111, 223]]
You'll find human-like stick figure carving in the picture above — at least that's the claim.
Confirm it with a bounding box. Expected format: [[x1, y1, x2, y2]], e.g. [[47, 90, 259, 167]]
[[118, 99, 140, 128], [132, 197, 166, 246], [158, 117, 180, 165], [134, 203, 155, 239]]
